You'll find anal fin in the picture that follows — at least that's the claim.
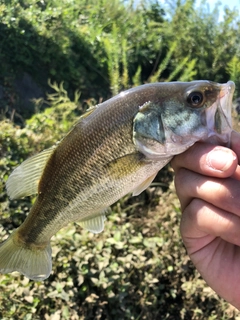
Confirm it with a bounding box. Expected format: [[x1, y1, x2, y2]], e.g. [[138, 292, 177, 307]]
[[78, 213, 106, 234]]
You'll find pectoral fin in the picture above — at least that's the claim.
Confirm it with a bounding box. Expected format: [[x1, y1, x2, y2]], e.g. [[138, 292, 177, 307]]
[[6, 146, 56, 199], [132, 172, 157, 196], [78, 214, 106, 234]]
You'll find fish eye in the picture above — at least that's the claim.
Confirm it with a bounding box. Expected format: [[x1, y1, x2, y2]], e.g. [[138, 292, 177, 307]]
[[187, 91, 204, 107]]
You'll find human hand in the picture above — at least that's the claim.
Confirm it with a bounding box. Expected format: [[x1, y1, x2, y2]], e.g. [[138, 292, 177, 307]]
[[171, 131, 240, 309]]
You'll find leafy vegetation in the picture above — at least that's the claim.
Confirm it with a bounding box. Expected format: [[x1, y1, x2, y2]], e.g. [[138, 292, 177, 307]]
[[1, 0, 240, 319], [0, 0, 240, 119]]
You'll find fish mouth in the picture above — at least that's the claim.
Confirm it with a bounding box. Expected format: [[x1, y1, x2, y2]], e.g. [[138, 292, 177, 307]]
[[205, 81, 235, 146], [218, 81, 235, 120]]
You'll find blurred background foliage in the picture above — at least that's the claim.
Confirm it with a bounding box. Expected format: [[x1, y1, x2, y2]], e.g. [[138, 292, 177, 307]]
[[0, 0, 240, 113], [1, 0, 240, 319]]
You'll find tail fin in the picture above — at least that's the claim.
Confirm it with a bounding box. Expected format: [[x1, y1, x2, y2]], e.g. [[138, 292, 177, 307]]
[[0, 230, 52, 281]]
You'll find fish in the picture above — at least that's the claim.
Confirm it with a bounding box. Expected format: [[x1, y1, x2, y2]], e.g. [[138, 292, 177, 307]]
[[0, 80, 235, 281]]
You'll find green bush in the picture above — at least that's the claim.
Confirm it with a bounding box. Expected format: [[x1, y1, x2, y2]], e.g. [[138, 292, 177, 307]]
[[1, 0, 239, 108]]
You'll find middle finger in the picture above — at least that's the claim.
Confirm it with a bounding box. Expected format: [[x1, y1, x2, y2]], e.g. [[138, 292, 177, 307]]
[[174, 169, 240, 215]]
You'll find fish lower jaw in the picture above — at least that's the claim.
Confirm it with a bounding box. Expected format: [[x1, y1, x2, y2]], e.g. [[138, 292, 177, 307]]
[[204, 130, 232, 146], [134, 133, 204, 160]]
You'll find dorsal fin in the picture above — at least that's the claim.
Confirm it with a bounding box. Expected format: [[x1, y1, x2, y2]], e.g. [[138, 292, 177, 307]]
[[6, 146, 56, 199], [76, 106, 97, 123]]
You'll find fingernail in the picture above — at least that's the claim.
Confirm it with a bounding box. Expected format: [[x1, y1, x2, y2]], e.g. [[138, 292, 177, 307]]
[[207, 148, 236, 171]]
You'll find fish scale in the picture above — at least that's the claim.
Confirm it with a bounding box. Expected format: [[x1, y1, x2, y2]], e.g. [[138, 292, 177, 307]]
[[0, 80, 235, 280]]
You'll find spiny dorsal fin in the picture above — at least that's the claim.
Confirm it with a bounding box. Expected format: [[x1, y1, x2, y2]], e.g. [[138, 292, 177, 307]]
[[132, 172, 157, 196], [76, 106, 97, 123], [64, 106, 97, 135], [78, 214, 106, 234], [6, 146, 56, 199]]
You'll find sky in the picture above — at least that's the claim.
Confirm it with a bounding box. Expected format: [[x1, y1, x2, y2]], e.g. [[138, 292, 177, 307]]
[[157, 0, 240, 21], [196, 0, 240, 20], [202, 0, 240, 8], [196, 0, 240, 10]]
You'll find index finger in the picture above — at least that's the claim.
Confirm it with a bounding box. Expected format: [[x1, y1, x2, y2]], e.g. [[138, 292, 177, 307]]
[[171, 142, 237, 178]]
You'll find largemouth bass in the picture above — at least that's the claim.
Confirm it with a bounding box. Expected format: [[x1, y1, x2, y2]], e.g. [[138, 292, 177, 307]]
[[0, 81, 235, 280]]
